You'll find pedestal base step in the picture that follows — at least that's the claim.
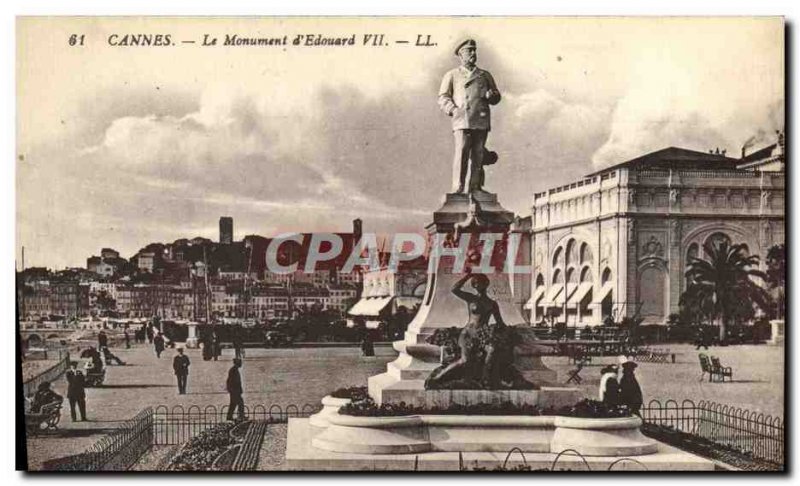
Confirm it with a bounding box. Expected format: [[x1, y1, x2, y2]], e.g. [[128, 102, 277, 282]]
[[285, 419, 714, 471]]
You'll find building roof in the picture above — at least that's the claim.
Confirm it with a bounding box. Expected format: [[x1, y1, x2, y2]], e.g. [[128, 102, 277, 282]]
[[585, 147, 739, 177], [740, 143, 778, 163]]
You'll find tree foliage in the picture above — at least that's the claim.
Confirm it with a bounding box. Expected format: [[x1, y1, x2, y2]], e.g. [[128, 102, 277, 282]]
[[681, 240, 770, 343]]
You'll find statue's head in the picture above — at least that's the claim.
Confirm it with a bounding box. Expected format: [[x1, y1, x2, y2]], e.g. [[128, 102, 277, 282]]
[[455, 39, 477, 67], [470, 273, 490, 292]]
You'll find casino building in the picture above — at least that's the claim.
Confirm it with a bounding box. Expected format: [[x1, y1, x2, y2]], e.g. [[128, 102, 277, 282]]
[[521, 133, 785, 326]]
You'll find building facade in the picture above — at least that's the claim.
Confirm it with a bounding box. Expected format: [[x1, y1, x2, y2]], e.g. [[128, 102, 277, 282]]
[[525, 142, 785, 326]]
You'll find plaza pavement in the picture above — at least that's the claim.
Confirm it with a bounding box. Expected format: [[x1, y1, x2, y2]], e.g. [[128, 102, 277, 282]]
[[24, 342, 395, 470], [24, 341, 784, 470]]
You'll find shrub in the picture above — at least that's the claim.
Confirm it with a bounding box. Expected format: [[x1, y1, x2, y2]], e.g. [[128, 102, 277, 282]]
[[329, 386, 369, 401]]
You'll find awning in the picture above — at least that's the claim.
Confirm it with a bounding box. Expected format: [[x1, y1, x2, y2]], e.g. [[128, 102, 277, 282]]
[[347, 298, 372, 316], [361, 296, 393, 317], [541, 286, 563, 308], [524, 286, 547, 309], [553, 285, 577, 306], [592, 282, 614, 304], [349, 296, 393, 317], [567, 282, 594, 306]]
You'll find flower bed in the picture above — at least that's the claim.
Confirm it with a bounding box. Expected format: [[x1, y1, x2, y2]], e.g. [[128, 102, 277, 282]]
[[339, 397, 632, 418], [328, 386, 369, 401], [167, 422, 241, 471], [641, 423, 783, 471]]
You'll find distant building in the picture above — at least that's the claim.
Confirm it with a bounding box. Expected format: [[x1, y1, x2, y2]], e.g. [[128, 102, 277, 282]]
[[327, 283, 359, 315], [86, 248, 128, 277], [100, 248, 120, 259], [220, 216, 233, 244], [48, 281, 90, 318], [347, 257, 427, 328], [137, 251, 157, 273], [525, 135, 785, 326]]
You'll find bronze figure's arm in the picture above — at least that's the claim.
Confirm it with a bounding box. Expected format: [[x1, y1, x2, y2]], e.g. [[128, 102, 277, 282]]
[[451, 273, 475, 302]]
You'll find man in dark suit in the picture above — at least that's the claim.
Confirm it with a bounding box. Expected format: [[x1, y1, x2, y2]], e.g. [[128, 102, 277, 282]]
[[97, 330, 108, 350], [226, 358, 244, 421], [65, 361, 87, 421], [172, 348, 191, 394], [438, 38, 501, 194], [232, 330, 244, 360]]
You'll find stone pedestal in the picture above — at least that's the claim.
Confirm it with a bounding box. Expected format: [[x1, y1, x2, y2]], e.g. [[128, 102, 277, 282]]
[[768, 319, 784, 346], [286, 418, 714, 471], [185, 322, 199, 349], [369, 190, 559, 406]]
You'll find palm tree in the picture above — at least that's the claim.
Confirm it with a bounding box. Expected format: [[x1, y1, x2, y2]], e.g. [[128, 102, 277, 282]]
[[682, 240, 770, 344]]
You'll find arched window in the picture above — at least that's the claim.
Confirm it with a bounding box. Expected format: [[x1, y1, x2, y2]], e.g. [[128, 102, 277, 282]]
[[566, 267, 577, 283], [535, 274, 545, 288], [686, 243, 699, 263], [580, 242, 594, 265], [552, 269, 563, 284], [580, 267, 593, 283], [552, 247, 564, 268], [565, 239, 577, 266], [601, 268, 612, 285]]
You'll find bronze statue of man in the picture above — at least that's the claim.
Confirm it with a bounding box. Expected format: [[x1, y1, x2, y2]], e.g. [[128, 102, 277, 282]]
[[438, 39, 501, 194]]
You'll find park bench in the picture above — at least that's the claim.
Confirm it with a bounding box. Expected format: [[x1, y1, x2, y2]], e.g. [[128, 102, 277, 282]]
[[565, 363, 584, 384], [25, 401, 62, 434], [698, 354, 712, 381], [636, 347, 672, 363], [710, 356, 733, 382]]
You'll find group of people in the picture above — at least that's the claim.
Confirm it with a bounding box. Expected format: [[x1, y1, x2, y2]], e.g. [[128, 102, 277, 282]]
[[170, 346, 246, 421], [599, 355, 644, 415], [201, 331, 222, 361]]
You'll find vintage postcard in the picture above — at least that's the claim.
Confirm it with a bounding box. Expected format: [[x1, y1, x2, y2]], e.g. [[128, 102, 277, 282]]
[[16, 16, 785, 472]]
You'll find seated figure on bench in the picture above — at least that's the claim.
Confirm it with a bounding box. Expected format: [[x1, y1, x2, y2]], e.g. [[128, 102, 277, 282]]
[[30, 381, 63, 413]]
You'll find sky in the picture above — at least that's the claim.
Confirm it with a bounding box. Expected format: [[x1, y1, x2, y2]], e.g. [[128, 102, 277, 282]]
[[16, 17, 784, 269]]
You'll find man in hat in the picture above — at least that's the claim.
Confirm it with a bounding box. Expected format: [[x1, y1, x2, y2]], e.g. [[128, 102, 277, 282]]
[[97, 329, 108, 350], [172, 348, 191, 394], [153, 332, 165, 358], [619, 358, 644, 416], [599, 364, 620, 406], [438, 38, 501, 194], [226, 358, 245, 421], [65, 361, 87, 421]]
